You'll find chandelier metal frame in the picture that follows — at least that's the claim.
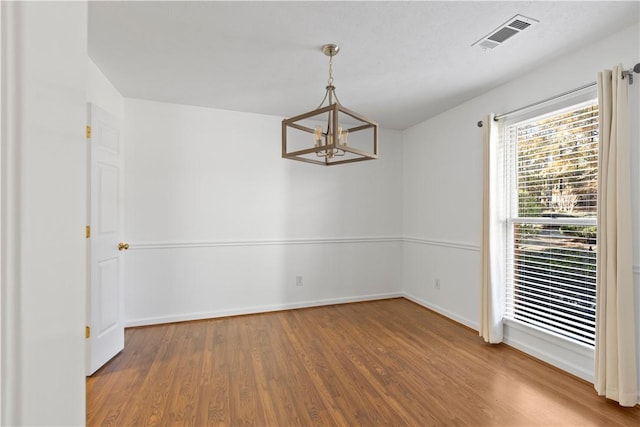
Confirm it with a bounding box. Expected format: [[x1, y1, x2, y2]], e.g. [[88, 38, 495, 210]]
[[282, 44, 379, 166]]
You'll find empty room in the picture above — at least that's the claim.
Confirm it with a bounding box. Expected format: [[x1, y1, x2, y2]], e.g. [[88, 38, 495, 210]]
[[2, 1, 640, 426]]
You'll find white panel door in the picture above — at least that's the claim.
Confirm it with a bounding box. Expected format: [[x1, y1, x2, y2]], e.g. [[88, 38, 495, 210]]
[[87, 103, 124, 375]]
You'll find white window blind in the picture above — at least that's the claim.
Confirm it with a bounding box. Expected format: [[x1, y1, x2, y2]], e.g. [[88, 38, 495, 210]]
[[505, 100, 599, 347]]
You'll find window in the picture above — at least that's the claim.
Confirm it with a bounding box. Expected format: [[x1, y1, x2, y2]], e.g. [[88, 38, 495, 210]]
[[504, 99, 599, 347]]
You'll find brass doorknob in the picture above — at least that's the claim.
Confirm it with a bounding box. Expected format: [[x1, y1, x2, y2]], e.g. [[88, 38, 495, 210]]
[[118, 242, 130, 251]]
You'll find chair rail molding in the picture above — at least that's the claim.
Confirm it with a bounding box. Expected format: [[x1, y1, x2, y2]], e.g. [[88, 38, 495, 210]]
[[128, 236, 403, 250], [403, 236, 480, 252], [126, 236, 487, 251]]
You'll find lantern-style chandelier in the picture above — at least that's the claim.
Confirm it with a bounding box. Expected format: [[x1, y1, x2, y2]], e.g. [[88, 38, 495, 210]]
[[282, 44, 378, 166]]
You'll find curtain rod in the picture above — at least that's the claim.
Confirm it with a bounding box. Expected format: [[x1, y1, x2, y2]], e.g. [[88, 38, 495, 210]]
[[477, 62, 640, 127]]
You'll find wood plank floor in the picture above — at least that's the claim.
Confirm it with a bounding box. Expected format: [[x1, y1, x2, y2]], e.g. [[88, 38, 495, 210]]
[[87, 298, 640, 426]]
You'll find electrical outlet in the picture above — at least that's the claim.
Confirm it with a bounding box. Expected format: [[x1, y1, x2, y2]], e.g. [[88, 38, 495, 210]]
[[296, 276, 304, 286], [435, 279, 441, 290]]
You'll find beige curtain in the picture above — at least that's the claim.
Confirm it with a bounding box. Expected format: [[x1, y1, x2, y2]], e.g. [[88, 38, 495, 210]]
[[594, 65, 638, 407], [480, 114, 504, 344]]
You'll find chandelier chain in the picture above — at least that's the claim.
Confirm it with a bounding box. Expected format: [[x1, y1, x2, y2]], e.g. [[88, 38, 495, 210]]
[[327, 54, 334, 86]]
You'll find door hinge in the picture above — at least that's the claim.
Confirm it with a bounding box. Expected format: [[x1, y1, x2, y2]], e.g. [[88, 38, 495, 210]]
[[86, 125, 91, 139], [86, 326, 91, 339], [86, 225, 91, 238]]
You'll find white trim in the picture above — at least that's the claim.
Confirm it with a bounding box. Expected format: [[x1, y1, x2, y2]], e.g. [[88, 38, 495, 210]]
[[503, 318, 594, 383], [402, 237, 480, 252], [511, 217, 597, 226], [125, 292, 403, 327], [128, 236, 485, 252], [505, 317, 594, 354], [404, 292, 597, 385], [1, 3, 23, 423], [501, 91, 598, 128], [633, 265, 640, 275], [130, 236, 403, 250], [402, 292, 479, 330]]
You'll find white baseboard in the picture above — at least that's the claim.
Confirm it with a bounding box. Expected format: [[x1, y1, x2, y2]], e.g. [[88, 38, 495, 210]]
[[502, 318, 595, 383], [402, 292, 479, 331], [503, 331, 594, 383], [124, 291, 403, 327], [403, 293, 598, 385], [502, 338, 593, 384], [125, 289, 639, 404]]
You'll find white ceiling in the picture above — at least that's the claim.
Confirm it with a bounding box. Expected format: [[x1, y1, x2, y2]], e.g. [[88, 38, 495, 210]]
[[88, 1, 640, 130]]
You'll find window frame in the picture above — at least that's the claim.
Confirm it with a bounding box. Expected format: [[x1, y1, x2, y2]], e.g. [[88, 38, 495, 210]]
[[501, 89, 599, 348]]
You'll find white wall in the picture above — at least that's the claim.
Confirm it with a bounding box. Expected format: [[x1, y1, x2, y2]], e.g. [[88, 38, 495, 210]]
[[1, 2, 87, 425], [123, 98, 403, 325], [87, 58, 124, 119], [402, 23, 640, 389]]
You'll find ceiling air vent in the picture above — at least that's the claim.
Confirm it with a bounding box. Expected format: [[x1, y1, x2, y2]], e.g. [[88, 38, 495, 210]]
[[472, 14, 539, 50]]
